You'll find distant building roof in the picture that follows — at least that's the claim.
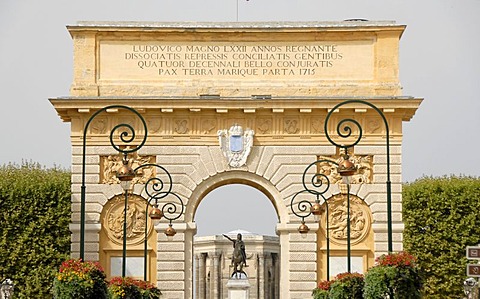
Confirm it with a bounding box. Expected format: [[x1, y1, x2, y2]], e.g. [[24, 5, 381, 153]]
[[225, 229, 258, 236]]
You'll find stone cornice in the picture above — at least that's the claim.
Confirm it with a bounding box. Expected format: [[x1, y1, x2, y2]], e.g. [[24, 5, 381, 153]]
[[67, 21, 406, 35], [50, 96, 422, 122]]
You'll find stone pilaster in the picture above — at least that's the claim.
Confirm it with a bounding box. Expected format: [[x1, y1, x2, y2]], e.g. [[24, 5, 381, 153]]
[[211, 252, 221, 299], [198, 253, 207, 299], [258, 253, 265, 299]]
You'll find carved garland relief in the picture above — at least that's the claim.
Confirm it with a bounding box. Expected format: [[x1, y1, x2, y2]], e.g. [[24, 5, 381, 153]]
[[316, 153, 373, 184], [101, 153, 156, 186], [321, 194, 371, 245]]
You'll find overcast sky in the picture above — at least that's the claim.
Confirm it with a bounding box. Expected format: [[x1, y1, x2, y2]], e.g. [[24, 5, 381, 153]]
[[1, 0, 479, 236]]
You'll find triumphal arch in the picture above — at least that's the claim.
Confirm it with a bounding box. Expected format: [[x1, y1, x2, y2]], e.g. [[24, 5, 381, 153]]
[[50, 21, 421, 298]]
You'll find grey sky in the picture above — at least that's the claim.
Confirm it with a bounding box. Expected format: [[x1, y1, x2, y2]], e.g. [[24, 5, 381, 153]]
[[1, 0, 479, 236]]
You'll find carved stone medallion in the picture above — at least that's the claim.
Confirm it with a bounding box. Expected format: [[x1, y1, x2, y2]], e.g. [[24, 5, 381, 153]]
[[321, 194, 371, 245], [257, 118, 272, 134], [175, 119, 189, 134], [218, 124, 254, 168], [284, 119, 299, 134], [201, 119, 216, 134], [103, 195, 153, 245], [311, 119, 325, 134]]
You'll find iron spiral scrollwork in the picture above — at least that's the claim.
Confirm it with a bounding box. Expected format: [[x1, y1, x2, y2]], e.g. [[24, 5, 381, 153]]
[[84, 105, 148, 155], [135, 163, 184, 224], [290, 189, 315, 222], [291, 158, 338, 279], [325, 114, 362, 151], [159, 192, 185, 223], [324, 99, 389, 152], [302, 159, 338, 197], [135, 163, 173, 201], [134, 163, 184, 281], [291, 159, 338, 221]]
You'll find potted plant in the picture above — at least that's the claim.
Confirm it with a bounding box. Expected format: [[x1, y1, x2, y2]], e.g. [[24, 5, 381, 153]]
[[53, 259, 108, 299], [329, 272, 364, 299], [108, 277, 162, 299], [312, 280, 332, 299], [363, 251, 422, 299]]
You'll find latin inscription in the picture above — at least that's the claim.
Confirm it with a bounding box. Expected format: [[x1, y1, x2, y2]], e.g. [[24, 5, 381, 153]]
[[99, 41, 373, 81], [125, 44, 342, 77]]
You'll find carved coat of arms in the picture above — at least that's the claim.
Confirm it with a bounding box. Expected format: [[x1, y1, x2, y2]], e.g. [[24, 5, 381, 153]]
[[218, 124, 254, 168]]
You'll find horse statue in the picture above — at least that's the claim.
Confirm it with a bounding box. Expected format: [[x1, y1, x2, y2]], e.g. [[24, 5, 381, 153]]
[[223, 233, 248, 278]]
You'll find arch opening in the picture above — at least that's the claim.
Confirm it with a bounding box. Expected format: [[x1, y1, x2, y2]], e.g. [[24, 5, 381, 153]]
[[194, 183, 279, 237], [190, 174, 283, 299]]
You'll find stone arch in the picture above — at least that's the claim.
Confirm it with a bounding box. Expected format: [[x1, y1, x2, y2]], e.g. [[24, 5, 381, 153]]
[[185, 170, 288, 225], [186, 171, 284, 299]]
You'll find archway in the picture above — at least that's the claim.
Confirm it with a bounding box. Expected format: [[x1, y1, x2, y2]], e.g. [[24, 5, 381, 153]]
[[185, 170, 288, 298], [194, 184, 279, 236], [193, 183, 280, 298]]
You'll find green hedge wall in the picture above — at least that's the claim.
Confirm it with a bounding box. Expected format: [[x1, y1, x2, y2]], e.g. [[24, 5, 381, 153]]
[[403, 176, 480, 298], [0, 163, 71, 298]]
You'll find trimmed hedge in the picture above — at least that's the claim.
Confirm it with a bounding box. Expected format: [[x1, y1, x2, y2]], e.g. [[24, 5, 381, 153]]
[[403, 176, 480, 298], [0, 163, 71, 298]]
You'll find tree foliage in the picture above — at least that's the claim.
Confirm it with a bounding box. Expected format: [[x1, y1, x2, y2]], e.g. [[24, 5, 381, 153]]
[[403, 176, 480, 298], [0, 162, 71, 298]]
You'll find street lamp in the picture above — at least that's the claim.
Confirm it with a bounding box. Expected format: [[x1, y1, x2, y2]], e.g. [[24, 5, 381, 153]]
[[133, 163, 185, 281], [291, 158, 338, 279], [80, 105, 147, 261], [325, 99, 393, 252]]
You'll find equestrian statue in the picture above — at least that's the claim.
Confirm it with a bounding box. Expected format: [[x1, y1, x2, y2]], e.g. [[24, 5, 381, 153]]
[[223, 233, 248, 278]]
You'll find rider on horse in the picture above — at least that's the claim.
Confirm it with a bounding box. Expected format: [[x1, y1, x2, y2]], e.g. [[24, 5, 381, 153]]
[[223, 233, 247, 276]]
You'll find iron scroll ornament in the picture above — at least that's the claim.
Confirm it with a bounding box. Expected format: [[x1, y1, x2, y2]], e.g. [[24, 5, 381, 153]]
[[135, 163, 184, 281], [302, 159, 338, 197], [80, 105, 148, 260], [290, 158, 337, 223], [291, 158, 337, 279], [324, 99, 393, 252]]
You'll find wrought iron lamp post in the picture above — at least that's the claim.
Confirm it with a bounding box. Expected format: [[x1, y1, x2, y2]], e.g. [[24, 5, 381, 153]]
[[79, 105, 182, 280], [133, 163, 185, 281], [291, 159, 338, 279], [291, 99, 392, 279], [325, 99, 393, 252], [80, 105, 147, 261]]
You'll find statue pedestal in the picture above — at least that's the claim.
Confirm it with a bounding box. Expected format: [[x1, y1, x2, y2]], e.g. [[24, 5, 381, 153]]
[[226, 277, 250, 299]]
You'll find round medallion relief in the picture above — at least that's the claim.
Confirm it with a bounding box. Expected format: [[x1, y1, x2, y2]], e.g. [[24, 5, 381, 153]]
[[321, 194, 371, 246], [103, 195, 153, 246]]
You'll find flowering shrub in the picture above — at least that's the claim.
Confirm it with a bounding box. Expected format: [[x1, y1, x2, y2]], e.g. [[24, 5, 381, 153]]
[[329, 272, 364, 299], [108, 277, 162, 299], [312, 280, 332, 299], [375, 251, 416, 268], [363, 251, 422, 299], [52, 259, 108, 299]]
